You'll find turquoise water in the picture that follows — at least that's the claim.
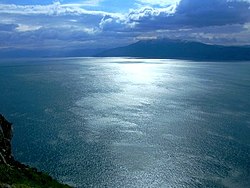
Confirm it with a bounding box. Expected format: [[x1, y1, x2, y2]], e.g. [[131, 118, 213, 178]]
[[0, 58, 249, 187]]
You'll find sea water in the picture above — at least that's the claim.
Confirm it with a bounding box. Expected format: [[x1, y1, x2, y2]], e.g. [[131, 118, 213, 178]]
[[0, 58, 249, 187]]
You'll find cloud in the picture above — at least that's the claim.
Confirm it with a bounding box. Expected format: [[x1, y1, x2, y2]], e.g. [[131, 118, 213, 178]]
[[175, 0, 250, 26], [136, 0, 180, 7], [64, 0, 104, 7], [99, 0, 250, 34], [0, 3, 104, 48], [121, 0, 250, 31], [16, 24, 42, 32], [150, 23, 250, 45], [99, 0, 250, 46], [0, 2, 120, 17], [125, 5, 178, 29]]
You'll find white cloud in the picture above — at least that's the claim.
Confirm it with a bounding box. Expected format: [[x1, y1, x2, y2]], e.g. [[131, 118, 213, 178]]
[[136, 36, 157, 40], [0, 2, 120, 17], [243, 22, 250, 29], [136, 0, 181, 7], [82, 27, 99, 35], [64, 0, 104, 7], [16, 24, 41, 32], [127, 5, 178, 21]]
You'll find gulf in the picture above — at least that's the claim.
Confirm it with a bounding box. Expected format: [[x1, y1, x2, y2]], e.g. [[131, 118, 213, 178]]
[[0, 58, 249, 187]]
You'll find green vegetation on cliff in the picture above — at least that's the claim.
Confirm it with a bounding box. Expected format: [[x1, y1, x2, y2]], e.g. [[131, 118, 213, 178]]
[[0, 114, 71, 188], [0, 163, 70, 188]]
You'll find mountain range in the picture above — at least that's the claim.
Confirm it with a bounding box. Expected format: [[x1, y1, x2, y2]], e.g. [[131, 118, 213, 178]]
[[0, 48, 105, 58], [96, 39, 250, 61], [1, 39, 250, 61]]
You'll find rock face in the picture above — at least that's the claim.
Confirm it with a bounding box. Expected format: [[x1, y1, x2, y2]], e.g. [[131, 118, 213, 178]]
[[0, 114, 14, 165]]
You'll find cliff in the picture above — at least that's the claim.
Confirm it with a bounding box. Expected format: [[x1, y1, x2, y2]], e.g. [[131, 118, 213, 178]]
[[0, 114, 70, 188]]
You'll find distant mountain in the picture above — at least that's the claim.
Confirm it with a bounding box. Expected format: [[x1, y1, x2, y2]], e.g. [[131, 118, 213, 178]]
[[0, 48, 105, 58], [96, 39, 250, 61]]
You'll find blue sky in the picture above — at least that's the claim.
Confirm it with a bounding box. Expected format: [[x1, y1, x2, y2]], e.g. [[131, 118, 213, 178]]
[[0, 0, 250, 50]]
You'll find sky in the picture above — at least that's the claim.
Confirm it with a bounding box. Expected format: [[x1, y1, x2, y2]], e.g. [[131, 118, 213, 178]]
[[0, 0, 250, 50]]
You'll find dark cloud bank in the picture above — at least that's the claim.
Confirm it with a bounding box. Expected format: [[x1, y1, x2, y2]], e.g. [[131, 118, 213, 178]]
[[121, 0, 250, 31]]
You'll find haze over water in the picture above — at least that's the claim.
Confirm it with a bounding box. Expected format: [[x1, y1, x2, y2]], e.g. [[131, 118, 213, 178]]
[[0, 58, 249, 188]]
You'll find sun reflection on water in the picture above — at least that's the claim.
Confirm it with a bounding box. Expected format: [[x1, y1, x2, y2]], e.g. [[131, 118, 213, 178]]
[[116, 61, 164, 84]]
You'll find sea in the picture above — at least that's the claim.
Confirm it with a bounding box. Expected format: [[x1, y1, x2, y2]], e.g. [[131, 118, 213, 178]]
[[0, 58, 249, 188]]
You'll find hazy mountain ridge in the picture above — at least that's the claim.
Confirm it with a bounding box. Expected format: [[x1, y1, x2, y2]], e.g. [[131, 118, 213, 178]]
[[0, 48, 105, 58], [1, 39, 250, 61], [96, 39, 250, 61]]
